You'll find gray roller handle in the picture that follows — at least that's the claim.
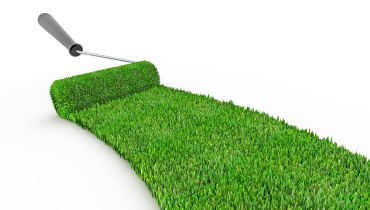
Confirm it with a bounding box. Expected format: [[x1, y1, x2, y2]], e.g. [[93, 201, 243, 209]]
[[38, 13, 82, 57]]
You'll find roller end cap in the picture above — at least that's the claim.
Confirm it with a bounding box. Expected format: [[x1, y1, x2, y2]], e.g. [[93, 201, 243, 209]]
[[69, 43, 83, 57]]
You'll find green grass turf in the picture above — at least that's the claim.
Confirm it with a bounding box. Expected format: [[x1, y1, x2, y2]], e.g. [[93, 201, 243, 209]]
[[50, 60, 159, 119], [50, 62, 370, 209]]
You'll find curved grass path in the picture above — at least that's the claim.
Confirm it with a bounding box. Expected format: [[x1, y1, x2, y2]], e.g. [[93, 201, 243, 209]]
[[50, 62, 370, 209]]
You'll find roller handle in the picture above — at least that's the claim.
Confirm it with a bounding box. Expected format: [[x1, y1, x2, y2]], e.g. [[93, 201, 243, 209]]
[[38, 13, 82, 57]]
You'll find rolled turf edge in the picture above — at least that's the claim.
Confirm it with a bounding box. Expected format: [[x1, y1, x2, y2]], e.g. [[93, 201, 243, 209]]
[[50, 60, 160, 119]]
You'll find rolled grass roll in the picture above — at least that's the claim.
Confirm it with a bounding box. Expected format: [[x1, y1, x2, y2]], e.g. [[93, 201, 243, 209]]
[[49, 62, 370, 209], [50, 60, 160, 119]]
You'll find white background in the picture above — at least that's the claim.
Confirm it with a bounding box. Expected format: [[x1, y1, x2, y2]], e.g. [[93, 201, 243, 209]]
[[1, 1, 369, 209]]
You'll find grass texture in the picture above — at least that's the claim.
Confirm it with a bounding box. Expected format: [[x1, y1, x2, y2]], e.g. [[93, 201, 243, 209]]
[[50, 61, 370, 209], [50, 61, 160, 119]]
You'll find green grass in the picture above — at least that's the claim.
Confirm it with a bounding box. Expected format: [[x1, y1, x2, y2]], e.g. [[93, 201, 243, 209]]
[[50, 60, 159, 119], [50, 62, 370, 209]]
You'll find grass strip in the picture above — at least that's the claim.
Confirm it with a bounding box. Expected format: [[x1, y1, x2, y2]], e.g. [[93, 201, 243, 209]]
[[50, 63, 370, 209]]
